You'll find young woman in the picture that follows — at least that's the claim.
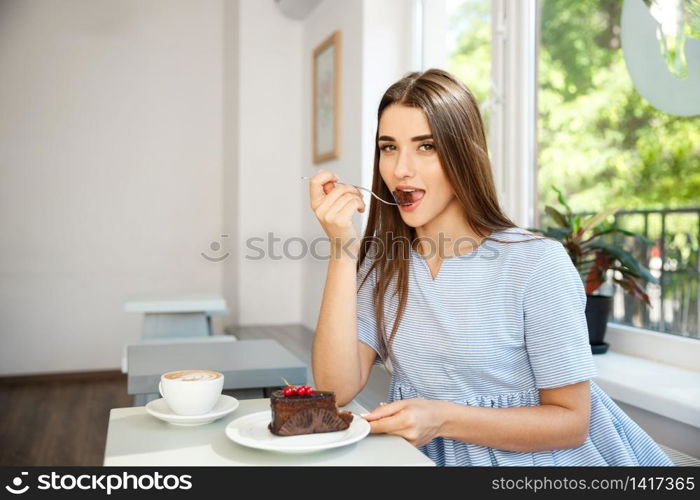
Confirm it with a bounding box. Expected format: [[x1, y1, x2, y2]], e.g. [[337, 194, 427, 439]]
[[308, 69, 673, 466]]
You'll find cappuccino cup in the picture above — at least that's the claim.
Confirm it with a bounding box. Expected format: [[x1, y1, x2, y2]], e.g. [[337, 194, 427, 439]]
[[158, 369, 224, 416]]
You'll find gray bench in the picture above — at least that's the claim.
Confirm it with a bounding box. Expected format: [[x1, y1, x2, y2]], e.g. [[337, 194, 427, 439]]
[[124, 294, 229, 339], [126, 337, 308, 406]]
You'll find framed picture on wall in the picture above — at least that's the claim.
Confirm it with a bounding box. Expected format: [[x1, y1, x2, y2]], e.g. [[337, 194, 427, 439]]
[[312, 31, 341, 163]]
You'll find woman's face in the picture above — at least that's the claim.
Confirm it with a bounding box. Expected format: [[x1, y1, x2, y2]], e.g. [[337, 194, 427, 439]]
[[377, 104, 455, 228]]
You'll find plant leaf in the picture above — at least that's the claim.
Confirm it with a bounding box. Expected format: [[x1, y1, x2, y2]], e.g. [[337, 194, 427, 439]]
[[552, 186, 572, 215], [591, 226, 654, 245], [608, 265, 642, 279], [583, 251, 611, 294], [584, 274, 604, 294], [544, 227, 572, 241], [579, 207, 619, 236], [588, 241, 658, 284], [613, 277, 651, 306], [545, 206, 569, 228]]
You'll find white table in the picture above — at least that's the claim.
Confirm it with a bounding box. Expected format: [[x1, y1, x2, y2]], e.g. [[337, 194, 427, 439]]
[[103, 398, 435, 466], [124, 293, 228, 339]]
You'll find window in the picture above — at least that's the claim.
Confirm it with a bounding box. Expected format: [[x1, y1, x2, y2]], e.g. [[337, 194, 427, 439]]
[[443, 0, 699, 340], [537, 0, 700, 339], [446, 0, 492, 132]]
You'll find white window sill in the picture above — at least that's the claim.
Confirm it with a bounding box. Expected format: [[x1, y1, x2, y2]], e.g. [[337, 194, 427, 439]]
[[593, 351, 700, 429], [604, 322, 699, 372]]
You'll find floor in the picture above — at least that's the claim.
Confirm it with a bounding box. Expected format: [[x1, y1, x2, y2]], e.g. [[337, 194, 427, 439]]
[[0, 371, 131, 466]]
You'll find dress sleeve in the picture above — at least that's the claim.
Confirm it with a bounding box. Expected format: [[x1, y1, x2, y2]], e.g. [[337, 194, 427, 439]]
[[356, 256, 384, 365], [524, 242, 597, 389]]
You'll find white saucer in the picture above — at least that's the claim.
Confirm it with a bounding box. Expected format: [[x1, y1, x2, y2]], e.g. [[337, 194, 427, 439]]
[[146, 395, 239, 426], [225, 410, 370, 453]]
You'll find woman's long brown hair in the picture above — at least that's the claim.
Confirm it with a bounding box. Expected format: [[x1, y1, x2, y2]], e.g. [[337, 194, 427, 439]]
[[357, 68, 549, 362]]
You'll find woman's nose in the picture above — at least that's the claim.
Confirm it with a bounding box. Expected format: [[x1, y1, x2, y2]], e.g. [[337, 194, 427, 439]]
[[393, 150, 416, 180]]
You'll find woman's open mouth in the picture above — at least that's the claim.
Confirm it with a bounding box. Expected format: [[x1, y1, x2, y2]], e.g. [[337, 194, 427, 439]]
[[392, 187, 425, 212]]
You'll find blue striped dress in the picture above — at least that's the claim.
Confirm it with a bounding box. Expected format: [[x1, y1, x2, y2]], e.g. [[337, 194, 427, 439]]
[[356, 227, 674, 466]]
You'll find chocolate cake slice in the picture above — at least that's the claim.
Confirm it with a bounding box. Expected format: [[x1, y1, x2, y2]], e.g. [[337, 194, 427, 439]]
[[268, 390, 353, 436]]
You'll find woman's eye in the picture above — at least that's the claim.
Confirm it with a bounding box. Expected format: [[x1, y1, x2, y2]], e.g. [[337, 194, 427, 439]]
[[379, 143, 433, 152]]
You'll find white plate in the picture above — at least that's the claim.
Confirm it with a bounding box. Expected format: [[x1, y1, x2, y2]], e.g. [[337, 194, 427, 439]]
[[225, 410, 370, 453], [146, 394, 239, 426]]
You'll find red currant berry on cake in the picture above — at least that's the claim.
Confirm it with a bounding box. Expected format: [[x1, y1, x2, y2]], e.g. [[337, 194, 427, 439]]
[[296, 386, 308, 396], [283, 386, 296, 397]]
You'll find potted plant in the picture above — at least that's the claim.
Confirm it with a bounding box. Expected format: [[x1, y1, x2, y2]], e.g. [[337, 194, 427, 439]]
[[528, 187, 658, 354]]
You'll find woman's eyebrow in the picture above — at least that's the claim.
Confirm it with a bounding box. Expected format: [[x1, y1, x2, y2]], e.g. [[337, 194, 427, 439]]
[[377, 134, 433, 142]]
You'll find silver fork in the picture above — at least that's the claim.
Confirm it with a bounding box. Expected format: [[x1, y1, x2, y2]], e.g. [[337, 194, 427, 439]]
[[300, 175, 406, 206]]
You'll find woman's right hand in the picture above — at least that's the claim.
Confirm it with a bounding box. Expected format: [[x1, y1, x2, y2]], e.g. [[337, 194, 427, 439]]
[[308, 170, 366, 255]]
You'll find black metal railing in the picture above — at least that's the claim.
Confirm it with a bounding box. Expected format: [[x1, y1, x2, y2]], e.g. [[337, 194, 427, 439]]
[[549, 208, 700, 340]]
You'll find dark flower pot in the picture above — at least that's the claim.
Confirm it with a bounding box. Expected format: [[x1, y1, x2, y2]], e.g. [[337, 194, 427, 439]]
[[585, 294, 613, 354]]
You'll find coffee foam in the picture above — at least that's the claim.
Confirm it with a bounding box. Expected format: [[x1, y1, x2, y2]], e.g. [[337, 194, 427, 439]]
[[164, 369, 222, 381]]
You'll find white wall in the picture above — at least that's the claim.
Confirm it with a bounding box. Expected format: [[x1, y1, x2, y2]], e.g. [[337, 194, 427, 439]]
[[361, 0, 417, 190], [421, 0, 448, 70], [300, 0, 417, 331], [222, 0, 240, 327], [235, 0, 304, 325], [0, 0, 417, 374], [300, 0, 365, 330], [0, 0, 224, 375]]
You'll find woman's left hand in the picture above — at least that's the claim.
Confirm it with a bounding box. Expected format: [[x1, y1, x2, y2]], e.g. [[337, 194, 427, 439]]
[[363, 398, 446, 447]]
